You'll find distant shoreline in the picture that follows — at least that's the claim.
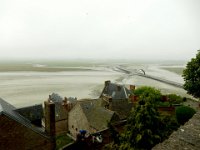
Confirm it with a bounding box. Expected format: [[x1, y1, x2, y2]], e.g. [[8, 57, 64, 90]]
[[160, 67, 184, 75]]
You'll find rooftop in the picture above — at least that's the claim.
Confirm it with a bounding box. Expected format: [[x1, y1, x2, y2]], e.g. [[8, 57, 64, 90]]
[[49, 93, 77, 121], [100, 81, 132, 100], [0, 98, 50, 139], [15, 104, 43, 122], [77, 99, 120, 131]]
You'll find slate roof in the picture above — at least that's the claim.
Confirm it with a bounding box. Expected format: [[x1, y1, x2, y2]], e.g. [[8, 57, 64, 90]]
[[100, 81, 131, 100], [78, 99, 119, 131], [15, 104, 43, 122], [153, 110, 200, 150], [0, 98, 50, 139]]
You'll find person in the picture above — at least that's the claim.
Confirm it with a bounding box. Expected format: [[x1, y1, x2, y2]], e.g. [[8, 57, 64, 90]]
[[79, 129, 87, 140]]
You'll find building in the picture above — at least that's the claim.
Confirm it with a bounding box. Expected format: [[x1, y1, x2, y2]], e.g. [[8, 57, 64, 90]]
[[15, 104, 43, 127], [48, 93, 76, 135], [100, 80, 132, 100], [68, 99, 120, 138], [0, 98, 55, 150], [100, 80, 133, 119]]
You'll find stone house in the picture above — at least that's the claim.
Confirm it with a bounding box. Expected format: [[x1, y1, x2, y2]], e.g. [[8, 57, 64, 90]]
[[0, 98, 55, 150], [68, 99, 120, 138], [100, 80, 133, 119], [48, 93, 76, 135]]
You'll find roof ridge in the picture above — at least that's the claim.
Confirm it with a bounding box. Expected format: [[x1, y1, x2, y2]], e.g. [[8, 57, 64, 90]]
[[0, 98, 52, 140]]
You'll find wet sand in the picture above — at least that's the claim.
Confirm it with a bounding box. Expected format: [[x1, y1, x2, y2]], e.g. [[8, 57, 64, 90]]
[[0, 62, 192, 107], [0, 70, 121, 107]]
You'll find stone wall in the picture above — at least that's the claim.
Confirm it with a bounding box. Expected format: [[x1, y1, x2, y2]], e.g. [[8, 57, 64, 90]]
[[153, 110, 200, 150], [68, 104, 90, 138], [56, 119, 68, 135], [0, 114, 55, 150]]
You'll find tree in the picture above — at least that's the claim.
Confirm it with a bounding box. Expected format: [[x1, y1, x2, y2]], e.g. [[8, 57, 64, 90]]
[[133, 86, 162, 103], [182, 50, 200, 98], [119, 97, 165, 150], [104, 86, 181, 150], [167, 94, 183, 104]]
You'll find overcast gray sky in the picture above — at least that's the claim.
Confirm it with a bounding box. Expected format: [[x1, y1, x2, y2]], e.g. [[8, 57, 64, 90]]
[[0, 0, 199, 60]]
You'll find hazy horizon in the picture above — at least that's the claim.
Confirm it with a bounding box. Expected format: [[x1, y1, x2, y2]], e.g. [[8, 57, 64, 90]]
[[0, 0, 200, 61], [0, 58, 189, 64]]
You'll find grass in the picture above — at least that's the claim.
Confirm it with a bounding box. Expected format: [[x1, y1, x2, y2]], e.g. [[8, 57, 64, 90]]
[[56, 134, 74, 150]]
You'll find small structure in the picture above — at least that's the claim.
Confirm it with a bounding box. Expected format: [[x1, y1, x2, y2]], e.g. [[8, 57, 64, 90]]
[[100, 80, 131, 100], [0, 98, 55, 150], [68, 99, 120, 138], [100, 81, 133, 119], [48, 93, 76, 135]]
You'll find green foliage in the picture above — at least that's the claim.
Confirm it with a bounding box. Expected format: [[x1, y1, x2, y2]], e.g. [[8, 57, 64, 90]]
[[157, 101, 170, 107], [167, 94, 183, 104], [106, 96, 180, 150], [119, 98, 165, 150], [159, 115, 179, 139], [133, 86, 162, 103], [105, 87, 182, 150], [175, 106, 196, 125], [182, 50, 200, 98]]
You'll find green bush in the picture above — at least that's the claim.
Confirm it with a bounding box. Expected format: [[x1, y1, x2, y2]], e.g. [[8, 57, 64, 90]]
[[167, 94, 183, 104], [175, 106, 196, 125], [157, 101, 170, 107], [133, 86, 162, 103]]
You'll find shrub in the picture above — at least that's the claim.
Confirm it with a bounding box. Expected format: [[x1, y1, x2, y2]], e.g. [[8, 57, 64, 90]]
[[157, 101, 170, 107], [133, 86, 162, 103], [175, 106, 196, 125], [167, 94, 183, 104]]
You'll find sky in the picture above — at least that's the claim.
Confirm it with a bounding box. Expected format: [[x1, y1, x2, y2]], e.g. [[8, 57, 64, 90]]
[[0, 0, 200, 61]]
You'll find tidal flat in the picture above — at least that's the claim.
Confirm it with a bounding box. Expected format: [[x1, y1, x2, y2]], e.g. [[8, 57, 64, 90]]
[[0, 60, 190, 107]]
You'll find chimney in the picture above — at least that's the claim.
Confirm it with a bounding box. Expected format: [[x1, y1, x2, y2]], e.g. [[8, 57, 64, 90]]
[[62, 97, 69, 132], [63, 97, 68, 106], [117, 85, 121, 91], [130, 85, 135, 91], [108, 97, 113, 110], [105, 80, 111, 86], [44, 100, 55, 137]]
